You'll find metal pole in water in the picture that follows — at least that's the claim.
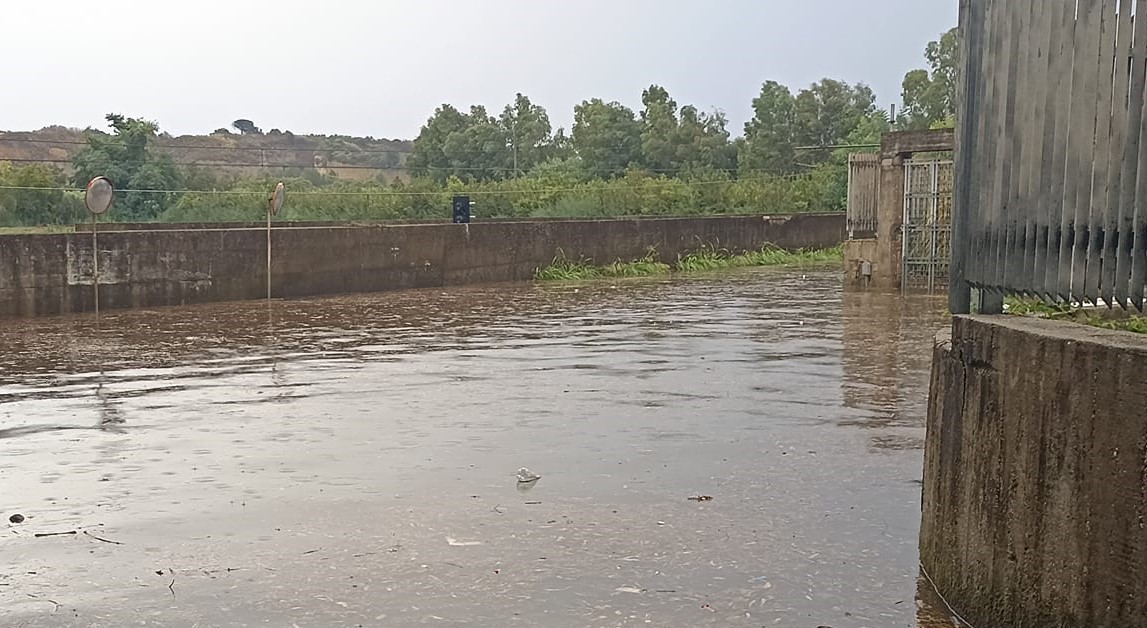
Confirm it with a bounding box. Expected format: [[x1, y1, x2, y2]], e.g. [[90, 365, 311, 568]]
[[83, 177, 116, 428], [84, 177, 113, 316], [266, 207, 272, 301], [92, 212, 99, 318], [267, 182, 285, 303]]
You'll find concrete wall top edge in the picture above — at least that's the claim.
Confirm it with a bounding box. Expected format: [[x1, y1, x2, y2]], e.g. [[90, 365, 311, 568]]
[[934, 326, 953, 349], [956, 314, 1147, 353]]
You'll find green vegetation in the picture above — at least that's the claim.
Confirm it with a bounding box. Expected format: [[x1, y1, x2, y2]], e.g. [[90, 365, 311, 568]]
[[898, 28, 957, 131], [1003, 296, 1074, 317], [535, 250, 672, 281], [676, 244, 844, 273], [1091, 317, 1147, 334], [1005, 296, 1147, 334], [536, 244, 843, 281], [0, 225, 75, 235], [0, 162, 85, 226], [71, 114, 182, 221], [0, 31, 955, 228]]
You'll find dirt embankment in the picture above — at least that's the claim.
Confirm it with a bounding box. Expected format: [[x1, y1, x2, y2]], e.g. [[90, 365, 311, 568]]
[[0, 125, 413, 183]]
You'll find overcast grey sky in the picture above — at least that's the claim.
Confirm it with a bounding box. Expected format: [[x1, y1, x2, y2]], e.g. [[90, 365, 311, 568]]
[[2, 1, 957, 140]]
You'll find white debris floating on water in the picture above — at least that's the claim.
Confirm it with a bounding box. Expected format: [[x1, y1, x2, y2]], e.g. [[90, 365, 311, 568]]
[[446, 537, 482, 547], [516, 467, 541, 484]]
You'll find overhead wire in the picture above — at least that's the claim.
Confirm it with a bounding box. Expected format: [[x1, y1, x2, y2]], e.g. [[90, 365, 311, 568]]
[[0, 135, 867, 176], [1, 157, 403, 171], [1, 136, 886, 155], [0, 155, 751, 176]]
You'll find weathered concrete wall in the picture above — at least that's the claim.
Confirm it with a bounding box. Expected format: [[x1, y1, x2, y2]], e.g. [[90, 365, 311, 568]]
[[881, 129, 955, 158], [0, 213, 844, 318], [843, 239, 878, 286], [921, 315, 1147, 628]]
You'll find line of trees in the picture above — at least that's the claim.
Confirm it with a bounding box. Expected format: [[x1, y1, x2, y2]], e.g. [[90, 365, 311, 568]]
[[407, 80, 877, 184], [0, 29, 955, 227]]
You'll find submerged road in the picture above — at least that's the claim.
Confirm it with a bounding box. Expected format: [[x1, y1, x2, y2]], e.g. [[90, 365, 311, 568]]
[[0, 268, 957, 627]]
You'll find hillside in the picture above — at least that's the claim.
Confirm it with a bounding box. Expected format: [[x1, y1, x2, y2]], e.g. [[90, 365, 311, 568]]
[[0, 126, 414, 183]]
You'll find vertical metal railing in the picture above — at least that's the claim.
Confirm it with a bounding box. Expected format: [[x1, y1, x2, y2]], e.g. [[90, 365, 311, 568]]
[[903, 159, 954, 293], [847, 153, 880, 239], [952, 0, 1147, 313]]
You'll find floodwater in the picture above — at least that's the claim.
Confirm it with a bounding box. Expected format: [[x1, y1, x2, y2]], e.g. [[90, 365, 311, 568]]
[[0, 268, 959, 627]]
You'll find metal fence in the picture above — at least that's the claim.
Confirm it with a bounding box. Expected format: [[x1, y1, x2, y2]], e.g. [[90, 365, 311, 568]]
[[951, 0, 1147, 313], [846, 153, 879, 239], [903, 159, 954, 292]]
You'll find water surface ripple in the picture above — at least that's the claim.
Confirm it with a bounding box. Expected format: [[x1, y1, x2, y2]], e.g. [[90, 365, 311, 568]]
[[0, 268, 957, 627]]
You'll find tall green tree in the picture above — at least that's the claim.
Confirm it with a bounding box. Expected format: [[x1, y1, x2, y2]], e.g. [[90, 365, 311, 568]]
[[814, 110, 894, 211], [499, 93, 555, 177], [636, 85, 736, 174], [791, 79, 877, 163], [441, 105, 510, 181], [547, 128, 574, 161], [639, 85, 680, 172], [674, 106, 736, 173], [739, 80, 797, 174], [572, 99, 642, 178], [410, 96, 561, 182], [71, 114, 182, 221], [899, 28, 957, 129], [407, 104, 473, 183]]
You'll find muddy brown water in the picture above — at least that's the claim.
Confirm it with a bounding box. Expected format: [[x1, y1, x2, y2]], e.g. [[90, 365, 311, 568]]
[[1, 268, 962, 627]]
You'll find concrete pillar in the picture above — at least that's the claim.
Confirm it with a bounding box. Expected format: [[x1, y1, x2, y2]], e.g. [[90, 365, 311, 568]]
[[875, 155, 904, 290]]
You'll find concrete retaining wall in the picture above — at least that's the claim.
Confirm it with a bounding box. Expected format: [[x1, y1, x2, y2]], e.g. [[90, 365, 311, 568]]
[[843, 239, 878, 285], [0, 213, 844, 318], [921, 315, 1147, 627]]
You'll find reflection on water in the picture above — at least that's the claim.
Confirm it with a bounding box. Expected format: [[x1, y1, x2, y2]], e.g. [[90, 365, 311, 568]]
[[840, 288, 951, 452], [0, 268, 962, 627]]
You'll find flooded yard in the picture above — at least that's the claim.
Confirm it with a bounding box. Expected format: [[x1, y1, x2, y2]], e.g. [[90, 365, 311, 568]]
[[0, 268, 956, 627]]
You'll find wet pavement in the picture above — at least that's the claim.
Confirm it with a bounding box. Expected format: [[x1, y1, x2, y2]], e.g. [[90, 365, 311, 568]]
[[1, 268, 960, 627]]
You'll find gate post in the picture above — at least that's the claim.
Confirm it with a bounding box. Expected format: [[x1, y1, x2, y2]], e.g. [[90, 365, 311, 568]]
[[878, 153, 906, 289]]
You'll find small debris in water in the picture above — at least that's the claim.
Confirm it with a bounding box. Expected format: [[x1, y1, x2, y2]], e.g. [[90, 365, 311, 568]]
[[33, 530, 76, 538], [446, 537, 482, 547], [516, 468, 541, 484], [8, 514, 24, 524], [83, 530, 123, 545]]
